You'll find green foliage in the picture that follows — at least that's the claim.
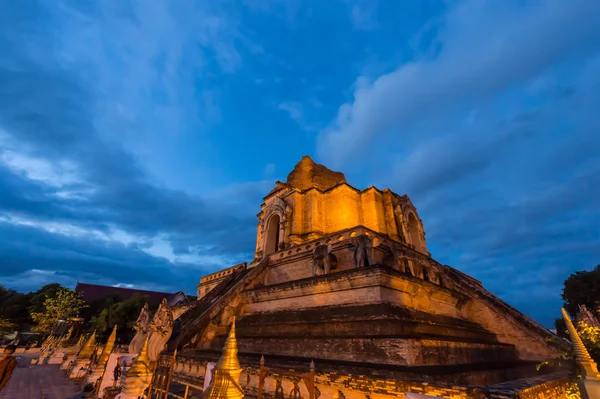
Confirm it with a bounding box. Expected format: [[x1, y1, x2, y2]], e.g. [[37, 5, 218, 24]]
[[30, 288, 88, 334], [90, 309, 109, 333], [0, 286, 31, 329], [0, 316, 17, 333], [0, 284, 156, 340], [554, 317, 568, 338], [0, 284, 68, 332], [88, 294, 150, 342], [537, 335, 577, 372], [27, 284, 63, 314], [577, 321, 600, 363], [561, 264, 600, 316]]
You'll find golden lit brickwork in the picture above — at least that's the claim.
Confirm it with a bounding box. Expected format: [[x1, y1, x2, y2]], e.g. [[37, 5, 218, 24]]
[[254, 156, 429, 260], [314, 372, 473, 399], [174, 156, 570, 399]]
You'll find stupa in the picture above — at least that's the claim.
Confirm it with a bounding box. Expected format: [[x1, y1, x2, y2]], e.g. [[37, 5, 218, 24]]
[[165, 156, 569, 398]]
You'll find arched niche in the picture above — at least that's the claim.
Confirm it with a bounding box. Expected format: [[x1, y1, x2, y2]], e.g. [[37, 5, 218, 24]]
[[329, 252, 338, 271], [406, 212, 422, 251], [264, 213, 281, 256]]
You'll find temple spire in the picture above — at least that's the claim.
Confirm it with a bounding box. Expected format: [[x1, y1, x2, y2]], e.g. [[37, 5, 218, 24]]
[[97, 325, 117, 366], [120, 334, 153, 397], [216, 317, 241, 371], [128, 334, 151, 376], [78, 330, 97, 359], [202, 318, 245, 399]]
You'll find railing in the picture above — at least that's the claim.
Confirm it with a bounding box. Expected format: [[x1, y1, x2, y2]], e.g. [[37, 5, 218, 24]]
[[258, 356, 316, 399], [149, 380, 204, 399]]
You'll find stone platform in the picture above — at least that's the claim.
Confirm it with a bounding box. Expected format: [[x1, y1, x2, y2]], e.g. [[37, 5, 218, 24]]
[[0, 352, 82, 399]]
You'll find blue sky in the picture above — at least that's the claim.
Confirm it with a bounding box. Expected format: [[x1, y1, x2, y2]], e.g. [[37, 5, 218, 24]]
[[1, 0, 599, 327]]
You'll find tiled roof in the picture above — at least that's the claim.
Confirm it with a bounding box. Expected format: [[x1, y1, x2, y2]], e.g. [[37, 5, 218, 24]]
[[74, 282, 195, 304]]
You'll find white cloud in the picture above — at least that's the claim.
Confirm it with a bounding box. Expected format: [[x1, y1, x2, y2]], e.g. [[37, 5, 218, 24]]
[[0, 149, 81, 188], [277, 101, 320, 131], [141, 236, 241, 267], [0, 214, 138, 247], [0, 213, 241, 270], [112, 283, 136, 289], [318, 0, 600, 167]]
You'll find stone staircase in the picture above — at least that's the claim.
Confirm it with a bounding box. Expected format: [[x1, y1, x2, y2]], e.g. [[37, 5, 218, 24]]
[[169, 258, 270, 351]]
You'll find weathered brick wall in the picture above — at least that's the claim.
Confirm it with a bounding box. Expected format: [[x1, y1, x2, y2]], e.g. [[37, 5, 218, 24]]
[[247, 262, 468, 319], [235, 337, 516, 367], [444, 266, 563, 361], [314, 372, 475, 399], [464, 299, 558, 361]]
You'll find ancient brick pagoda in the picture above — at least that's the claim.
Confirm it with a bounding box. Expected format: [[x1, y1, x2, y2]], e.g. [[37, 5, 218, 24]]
[[162, 156, 569, 398]]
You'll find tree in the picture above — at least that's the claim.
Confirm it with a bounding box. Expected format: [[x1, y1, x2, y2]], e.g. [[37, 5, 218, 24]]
[[554, 317, 568, 339], [577, 320, 600, 362], [87, 294, 150, 342], [0, 286, 30, 330], [90, 309, 109, 333], [561, 265, 600, 316], [27, 284, 62, 314], [0, 317, 16, 333], [30, 288, 88, 334]]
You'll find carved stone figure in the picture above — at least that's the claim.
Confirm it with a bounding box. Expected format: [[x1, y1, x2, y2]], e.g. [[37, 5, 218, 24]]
[[393, 206, 407, 243], [350, 235, 374, 268], [390, 246, 408, 273], [312, 244, 333, 275], [129, 303, 151, 354], [147, 298, 174, 362]]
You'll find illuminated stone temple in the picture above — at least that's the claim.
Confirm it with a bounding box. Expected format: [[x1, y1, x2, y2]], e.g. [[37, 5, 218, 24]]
[[152, 157, 571, 398]]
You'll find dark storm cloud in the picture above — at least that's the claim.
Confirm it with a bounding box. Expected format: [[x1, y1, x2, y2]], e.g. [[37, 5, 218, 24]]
[[391, 61, 600, 326], [0, 0, 262, 293]]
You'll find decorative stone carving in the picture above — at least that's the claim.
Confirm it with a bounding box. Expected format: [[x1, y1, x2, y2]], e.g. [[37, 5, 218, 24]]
[[147, 298, 174, 362], [350, 235, 374, 268], [263, 197, 287, 230], [289, 380, 302, 399], [390, 245, 408, 273], [129, 303, 151, 354], [274, 379, 285, 399], [312, 244, 333, 276], [393, 206, 406, 243]]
